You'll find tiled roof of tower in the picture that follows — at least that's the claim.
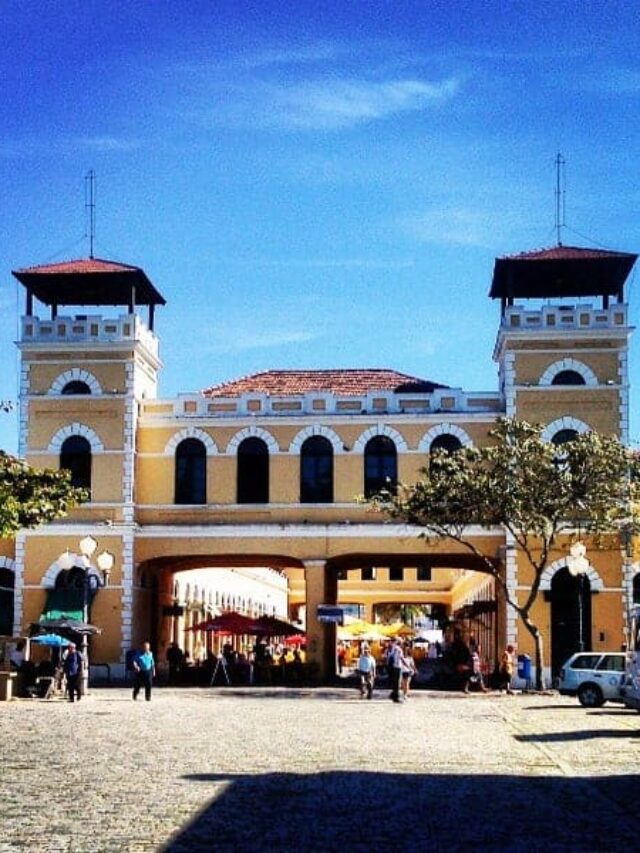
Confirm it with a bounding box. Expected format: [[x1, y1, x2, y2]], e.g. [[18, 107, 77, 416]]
[[490, 243, 637, 300], [500, 245, 636, 262], [14, 257, 143, 275], [12, 256, 166, 306], [202, 369, 449, 397]]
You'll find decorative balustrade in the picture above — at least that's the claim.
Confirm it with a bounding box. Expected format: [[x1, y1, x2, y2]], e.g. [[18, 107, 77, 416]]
[[21, 313, 159, 357], [502, 303, 627, 331]]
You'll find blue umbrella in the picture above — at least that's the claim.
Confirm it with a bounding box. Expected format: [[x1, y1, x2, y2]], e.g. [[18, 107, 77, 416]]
[[31, 633, 71, 647]]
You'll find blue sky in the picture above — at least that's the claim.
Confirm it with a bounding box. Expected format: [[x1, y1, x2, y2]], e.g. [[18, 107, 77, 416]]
[[2, 0, 640, 452]]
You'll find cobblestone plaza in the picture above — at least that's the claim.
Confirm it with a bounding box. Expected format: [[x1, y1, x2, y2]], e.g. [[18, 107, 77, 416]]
[[1, 688, 639, 852]]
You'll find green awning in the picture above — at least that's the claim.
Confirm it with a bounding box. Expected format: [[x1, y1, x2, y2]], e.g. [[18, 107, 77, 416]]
[[40, 588, 85, 623]]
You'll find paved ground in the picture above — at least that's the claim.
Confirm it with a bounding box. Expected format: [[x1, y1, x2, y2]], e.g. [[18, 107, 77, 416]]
[[1, 686, 639, 853]]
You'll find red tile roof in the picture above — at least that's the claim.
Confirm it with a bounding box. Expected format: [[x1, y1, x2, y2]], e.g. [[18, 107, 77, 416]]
[[202, 369, 448, 397], [501, 244, 634, 262], [14, 257, 143, 275]]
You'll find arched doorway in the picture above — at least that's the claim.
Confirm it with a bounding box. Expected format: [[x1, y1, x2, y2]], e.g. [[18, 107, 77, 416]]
[[551, 566, 592, 676]]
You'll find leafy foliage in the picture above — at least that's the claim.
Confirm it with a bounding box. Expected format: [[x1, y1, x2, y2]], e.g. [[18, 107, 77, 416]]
[[368, 418, 637, 687], [0, 452, 87, 537]]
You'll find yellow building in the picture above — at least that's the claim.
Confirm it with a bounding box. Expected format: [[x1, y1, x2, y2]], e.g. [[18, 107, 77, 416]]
[[3, 244, 639, 685]]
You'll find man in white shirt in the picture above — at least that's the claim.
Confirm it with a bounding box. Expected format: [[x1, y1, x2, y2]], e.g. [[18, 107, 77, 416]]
[[356, 645, 376, 699], [387, 638, 405, 703]]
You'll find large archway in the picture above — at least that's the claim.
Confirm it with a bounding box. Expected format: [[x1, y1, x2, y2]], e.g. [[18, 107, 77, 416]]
[[550, 566, 592, 676]]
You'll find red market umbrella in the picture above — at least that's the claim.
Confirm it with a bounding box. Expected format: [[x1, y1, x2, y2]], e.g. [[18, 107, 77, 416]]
[[284, 634, 306, 646], [250, 615, 303, 637], [193, 612, 256, 634]]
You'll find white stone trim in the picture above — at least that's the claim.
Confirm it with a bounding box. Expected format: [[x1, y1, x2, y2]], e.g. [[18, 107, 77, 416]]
[[120, 528, 134, 658], [49, 368, 103, 395], [0, 556, 16, 574], [47, 423, 105, 453], [502, 351, 516, 417], [624, 562, 640, 610], [539, 358, 597, 387], [164, 427, 218, 456], [418, 422, 473, 452], [40, 554, 102, 589], [618, 349, 629, 445], [353, 424, 408, 453], [505, 532, 518, 648], [539, 556, 604, 591], [136, 522, 503, 538], [18, 362, 30, 458], [541, 416, 591, 443], [226, 426, 279, 454], [289, 425, 344, 455]]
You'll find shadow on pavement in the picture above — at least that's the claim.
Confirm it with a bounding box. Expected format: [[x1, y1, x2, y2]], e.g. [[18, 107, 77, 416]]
[[515, 729, 640, 742], [161, 770, 639, 852]]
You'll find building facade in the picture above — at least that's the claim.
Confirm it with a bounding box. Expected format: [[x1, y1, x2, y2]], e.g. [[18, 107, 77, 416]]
[[2, 244, 639, 684]]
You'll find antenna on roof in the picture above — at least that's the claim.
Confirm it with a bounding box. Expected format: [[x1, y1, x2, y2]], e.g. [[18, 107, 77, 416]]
[[554, 153, 566, 246], [84, 169, 97, 258]]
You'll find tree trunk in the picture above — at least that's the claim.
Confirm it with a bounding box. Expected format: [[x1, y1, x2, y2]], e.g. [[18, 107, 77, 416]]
[[520, 612, 545, 690]]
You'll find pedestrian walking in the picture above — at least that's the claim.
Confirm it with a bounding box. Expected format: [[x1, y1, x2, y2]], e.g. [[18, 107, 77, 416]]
[[63, 642, 84, 702], [499, 644, 515, 694], [400, 644, 417, 699], [166, 642, 184, 685], [356, 645, 376, 699], [387, 638, 405, 703], [132, 641, 156, 701], [467, 647, 489, 693]]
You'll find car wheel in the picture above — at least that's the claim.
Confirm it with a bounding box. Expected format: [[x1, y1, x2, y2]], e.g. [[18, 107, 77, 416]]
[[577, 683, 604, 708]]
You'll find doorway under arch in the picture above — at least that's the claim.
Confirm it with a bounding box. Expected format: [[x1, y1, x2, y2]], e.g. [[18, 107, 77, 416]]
[[551, 566, 592, 676]]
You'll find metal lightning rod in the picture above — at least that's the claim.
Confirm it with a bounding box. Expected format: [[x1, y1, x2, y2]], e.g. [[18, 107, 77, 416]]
[[85, 170, 96, 258], [554, 153, 566, 246]]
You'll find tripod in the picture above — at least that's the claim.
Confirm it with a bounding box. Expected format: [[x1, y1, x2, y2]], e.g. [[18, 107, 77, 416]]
[[209, 656, 230, 686]]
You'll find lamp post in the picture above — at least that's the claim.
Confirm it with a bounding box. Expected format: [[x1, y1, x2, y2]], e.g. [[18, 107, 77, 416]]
[[57, 536, 114, 696], [567, 541, 589, 653]]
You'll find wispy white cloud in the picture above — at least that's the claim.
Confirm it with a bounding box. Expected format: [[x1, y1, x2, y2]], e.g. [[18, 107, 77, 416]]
[[240, 43, 344, 70], [201, 328, 317, 353], [216, 257, 415, 270], [400, 207, 497, 249], [582, 67, 640, 94], [0, 135, 141, 157], [74, 136, 141, 152], [204, 76, 459, 130]]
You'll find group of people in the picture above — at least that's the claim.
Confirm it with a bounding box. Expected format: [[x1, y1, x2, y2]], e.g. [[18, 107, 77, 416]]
[[353, 632, 516, 702], [354, 638, 417, 702]]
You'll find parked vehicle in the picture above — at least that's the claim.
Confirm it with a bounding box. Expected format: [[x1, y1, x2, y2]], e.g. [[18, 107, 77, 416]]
[[558, 652, 626, 707], [621, 605, 640, 712]]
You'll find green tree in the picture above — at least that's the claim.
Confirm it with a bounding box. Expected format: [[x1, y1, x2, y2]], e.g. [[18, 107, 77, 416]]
[[0, 452, 87, 537], [368, 418, 637, 689]]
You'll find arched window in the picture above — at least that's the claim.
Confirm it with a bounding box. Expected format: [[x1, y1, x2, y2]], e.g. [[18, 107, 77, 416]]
[[175, 438, 207, 504], [430, 434, 463, 454], [300, 436, 333, 503], [551, 429, 579, 446], [237, 437, 269, 503], [364, 435, 397, 498], [633, 574, 640, 605], [60, 435, 92, 490], [0, 568, 14, 635], [551, 370, 586, 386], [61, 380, 92, 395]]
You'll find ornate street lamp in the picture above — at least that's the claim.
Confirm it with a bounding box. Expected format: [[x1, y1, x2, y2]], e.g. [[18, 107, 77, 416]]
[[567, 541, 589, 653], [57, 537, 114, 695]]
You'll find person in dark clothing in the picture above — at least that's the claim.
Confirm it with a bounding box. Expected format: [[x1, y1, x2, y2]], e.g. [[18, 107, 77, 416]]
[[63, 642, 84, 702], [132, 641, 156, 701], [447, 630, 472, 692], [166, 642, 184, 685]]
